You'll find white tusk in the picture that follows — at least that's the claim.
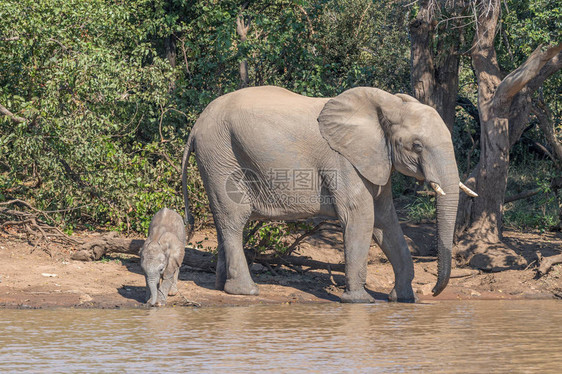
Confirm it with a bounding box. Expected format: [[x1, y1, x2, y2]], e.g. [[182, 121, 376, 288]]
[[459, 182, 478, 197], [430, 182, 446, 196]]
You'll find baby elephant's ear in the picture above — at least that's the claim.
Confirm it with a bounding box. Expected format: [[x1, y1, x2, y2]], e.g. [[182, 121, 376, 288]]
[[318, 87, 401, 186], [139, 239, 150, 255]]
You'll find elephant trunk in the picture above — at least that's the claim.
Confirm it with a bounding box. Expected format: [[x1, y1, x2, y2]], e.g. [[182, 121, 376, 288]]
[[431, 164, 460, 297], [146, 275, 160, 306]]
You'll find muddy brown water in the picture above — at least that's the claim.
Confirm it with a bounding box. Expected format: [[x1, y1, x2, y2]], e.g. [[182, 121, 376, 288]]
[[1, 300, 562, 373]]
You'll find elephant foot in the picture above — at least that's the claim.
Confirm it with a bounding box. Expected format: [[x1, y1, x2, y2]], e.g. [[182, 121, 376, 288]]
[[224, 278, 259, 296], [147, 299, 164, 307], [168, 286, 178, 297], [340, 289, 375, 303], [153, 290, 167, 306], [388, 287, 417, 303]]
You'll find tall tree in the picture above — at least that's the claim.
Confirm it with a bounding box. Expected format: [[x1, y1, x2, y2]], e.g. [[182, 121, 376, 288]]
[[407, 0, 561, 267], [409, 0, 467, 131], [456, 0, 561, 263]]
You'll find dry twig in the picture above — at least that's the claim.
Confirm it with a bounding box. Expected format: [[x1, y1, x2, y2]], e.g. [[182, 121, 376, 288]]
[[0, 199, 79, 248]]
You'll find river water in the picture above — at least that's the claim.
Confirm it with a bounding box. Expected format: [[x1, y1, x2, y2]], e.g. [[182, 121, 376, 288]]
[[1, 300, 561, 373]]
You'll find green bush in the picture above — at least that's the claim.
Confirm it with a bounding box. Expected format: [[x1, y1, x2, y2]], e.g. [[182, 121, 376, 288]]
[[0, 0, 204, 232], [0, 0, 410, 240], [503, 158, 559, 231], [3, 0, 557, 245]]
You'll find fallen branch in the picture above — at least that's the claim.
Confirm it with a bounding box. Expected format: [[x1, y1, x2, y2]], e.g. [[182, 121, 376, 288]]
[[425, 267, 480, 278], [536, 251, 562, 276], [70, 233, 346, 273], [70, 233, 215, 271], [71, 232, 144, 261], [255, 254, 345, 273]]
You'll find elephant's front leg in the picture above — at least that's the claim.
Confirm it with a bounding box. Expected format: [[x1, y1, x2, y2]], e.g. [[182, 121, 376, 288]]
[[158, 258, 182, 305], [373, 186, 416, 302], [340, 204, 375, 303], [157, 272, 175, 305]]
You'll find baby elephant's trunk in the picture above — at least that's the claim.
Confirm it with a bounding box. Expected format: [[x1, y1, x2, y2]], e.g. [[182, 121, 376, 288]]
[[146, 275, 160, 306]]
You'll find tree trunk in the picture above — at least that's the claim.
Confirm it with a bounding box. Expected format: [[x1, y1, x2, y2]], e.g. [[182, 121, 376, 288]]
[[164, 35, 177, 68], [409, 0, 463, 132]]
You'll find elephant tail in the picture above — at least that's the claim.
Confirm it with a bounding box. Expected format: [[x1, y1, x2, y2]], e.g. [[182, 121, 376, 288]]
[[181, 132, 196, 243]]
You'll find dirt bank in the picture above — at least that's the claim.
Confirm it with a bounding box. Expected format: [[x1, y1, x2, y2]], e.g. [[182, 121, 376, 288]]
[[1, 223, 561, 308]]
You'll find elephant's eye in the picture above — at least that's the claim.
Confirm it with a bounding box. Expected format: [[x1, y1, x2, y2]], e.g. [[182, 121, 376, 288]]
[[413, 141, 423, 153]]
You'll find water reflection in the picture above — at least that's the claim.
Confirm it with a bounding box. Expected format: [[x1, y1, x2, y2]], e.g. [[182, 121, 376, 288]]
[[1, 301, 561, 372]]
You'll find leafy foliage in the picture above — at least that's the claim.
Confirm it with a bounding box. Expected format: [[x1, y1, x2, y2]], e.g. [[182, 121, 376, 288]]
[[0, 0, 409, 238], [504, 157, 560, 231], [0, 0, 560, 245], [1, 0, 185, 232]]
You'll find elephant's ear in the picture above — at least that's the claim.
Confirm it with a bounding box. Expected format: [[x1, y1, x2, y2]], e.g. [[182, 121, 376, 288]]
[[139, 239, 150, 255], [318, 87, 402, 186]]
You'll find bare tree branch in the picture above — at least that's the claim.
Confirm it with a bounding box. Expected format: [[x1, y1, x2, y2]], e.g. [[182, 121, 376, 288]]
[[508, 50, 562, 147], [354, 2, 371, 38], [495, 43, 562, 101], [297, 5, 315, 37], [0, 104, 26, 123], [157, 152, 181, 175], [527, 51, 562, 91], [504, 187, 541, 204], [178, 37, 192, 78], [236, 15, 251, 42], [236, 7, 251, 89], [0, 200, 79, 247]]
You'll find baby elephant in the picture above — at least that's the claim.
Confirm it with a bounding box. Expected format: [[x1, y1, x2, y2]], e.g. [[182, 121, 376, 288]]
[[140, 208, 186, 306]]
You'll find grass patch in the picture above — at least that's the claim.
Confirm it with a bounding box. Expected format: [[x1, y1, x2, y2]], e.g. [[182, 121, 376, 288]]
[[405, 195, 436, 223]]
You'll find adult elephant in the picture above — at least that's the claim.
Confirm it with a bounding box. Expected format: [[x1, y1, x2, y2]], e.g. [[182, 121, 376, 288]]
[[181, 86, 476, 303]]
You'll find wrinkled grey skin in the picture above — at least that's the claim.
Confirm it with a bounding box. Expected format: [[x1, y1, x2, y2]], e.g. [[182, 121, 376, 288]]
[[140, 208, 186, 306], [182, 86, 461, 303]]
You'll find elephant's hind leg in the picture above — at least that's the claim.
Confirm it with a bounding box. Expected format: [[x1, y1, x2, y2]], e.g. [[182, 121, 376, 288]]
[[214, 208, 259, 296], [167, 267, 180, 296]]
